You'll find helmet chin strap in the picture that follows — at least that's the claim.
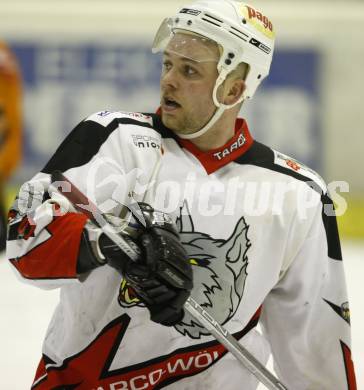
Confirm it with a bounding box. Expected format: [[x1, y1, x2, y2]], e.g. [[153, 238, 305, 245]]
[[176, 104, 226, 140], [175, 71, 245, 140]]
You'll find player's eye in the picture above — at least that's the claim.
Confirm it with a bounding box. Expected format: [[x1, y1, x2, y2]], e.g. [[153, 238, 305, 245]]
[[162, 60, 172, 71], [183, 65, 198, 77]]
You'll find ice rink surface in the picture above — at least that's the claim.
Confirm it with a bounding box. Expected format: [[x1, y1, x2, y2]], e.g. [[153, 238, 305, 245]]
[[0, 241, 362, 390]]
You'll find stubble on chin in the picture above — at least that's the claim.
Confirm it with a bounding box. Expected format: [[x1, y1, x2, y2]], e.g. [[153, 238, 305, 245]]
[[161, 113, 186, 134], [161, 113, 179, 132], [162, 112, 202, 136]]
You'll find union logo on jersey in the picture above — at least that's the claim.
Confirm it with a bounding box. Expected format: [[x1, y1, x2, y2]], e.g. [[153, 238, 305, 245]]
[[118, 202, 251, 339]]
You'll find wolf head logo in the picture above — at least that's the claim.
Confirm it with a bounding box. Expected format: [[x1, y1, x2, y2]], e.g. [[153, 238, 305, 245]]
[[118, 202, 251, 339], [174, 202, 251, 338]]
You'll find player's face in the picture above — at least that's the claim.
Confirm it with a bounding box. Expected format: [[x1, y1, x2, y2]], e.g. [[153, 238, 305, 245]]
[[160, 34, 220, 135]]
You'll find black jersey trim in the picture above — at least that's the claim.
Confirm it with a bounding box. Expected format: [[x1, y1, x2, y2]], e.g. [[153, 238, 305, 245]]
[[148, 113, 178, 140], [42, 119, 118, 174], [323, 299, 350, 324], [42, 116, 154, 174], [235, 141, 343, 261], [234, 141, 323, 193], [116, 117, 155, 130], [321, 193, 342, 260]]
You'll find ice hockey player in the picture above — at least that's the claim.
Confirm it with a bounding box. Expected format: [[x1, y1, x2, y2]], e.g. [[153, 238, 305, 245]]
[[6, 0, 357, 389]]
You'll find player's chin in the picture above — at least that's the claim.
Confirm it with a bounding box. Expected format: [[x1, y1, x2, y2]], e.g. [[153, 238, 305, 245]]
[[161, 112, 181, 131]]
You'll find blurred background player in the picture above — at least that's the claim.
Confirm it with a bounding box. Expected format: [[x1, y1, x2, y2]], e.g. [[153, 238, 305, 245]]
[[0, 40, 22, 252]]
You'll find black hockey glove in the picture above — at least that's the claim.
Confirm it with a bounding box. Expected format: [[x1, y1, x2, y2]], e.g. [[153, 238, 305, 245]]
[[98, 204, 193, 326]]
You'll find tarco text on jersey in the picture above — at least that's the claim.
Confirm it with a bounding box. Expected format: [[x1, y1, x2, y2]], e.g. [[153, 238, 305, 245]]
[[213, 133, 246, 160]]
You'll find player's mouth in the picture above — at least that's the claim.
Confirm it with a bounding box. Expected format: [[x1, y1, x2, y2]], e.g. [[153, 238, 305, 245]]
[[162, 97, 181, 112]]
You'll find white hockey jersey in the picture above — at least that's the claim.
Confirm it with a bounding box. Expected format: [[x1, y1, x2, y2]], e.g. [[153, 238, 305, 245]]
[[7, 110, 356, 390]]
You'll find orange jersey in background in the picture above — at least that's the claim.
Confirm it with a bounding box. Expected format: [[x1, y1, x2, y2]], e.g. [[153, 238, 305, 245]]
[[0, 40, 22, 182]]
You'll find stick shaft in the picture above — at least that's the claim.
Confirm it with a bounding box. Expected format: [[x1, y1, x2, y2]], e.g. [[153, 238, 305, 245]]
[[184, 298, 288, 390], [51, 170, 141, 261]]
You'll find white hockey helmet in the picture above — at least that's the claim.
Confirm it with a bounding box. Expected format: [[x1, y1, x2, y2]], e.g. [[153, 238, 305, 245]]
[[153, 0, 275, 139]]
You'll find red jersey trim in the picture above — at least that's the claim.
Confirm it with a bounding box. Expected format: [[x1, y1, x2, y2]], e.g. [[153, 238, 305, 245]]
[[10, 213, 88, 280], [156, 107, 254, 175], [178, 118, 254, 174], [340, 340, 357, 390], [32, 307, 262, 389]]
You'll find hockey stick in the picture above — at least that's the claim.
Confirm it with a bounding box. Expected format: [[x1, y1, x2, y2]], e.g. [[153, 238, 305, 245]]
[[50, 170, 288, 390]]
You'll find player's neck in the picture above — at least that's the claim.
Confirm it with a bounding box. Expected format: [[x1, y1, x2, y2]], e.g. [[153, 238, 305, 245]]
[[189, 114, 237, 152]]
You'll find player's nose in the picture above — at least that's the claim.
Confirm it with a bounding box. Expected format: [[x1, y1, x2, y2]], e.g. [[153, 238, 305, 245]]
[[160, 67, 179, 90]]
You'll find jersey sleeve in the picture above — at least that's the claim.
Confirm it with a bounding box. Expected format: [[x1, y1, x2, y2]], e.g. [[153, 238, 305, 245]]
[[260, 192, 357, 390], [6, 111, 162, 289]]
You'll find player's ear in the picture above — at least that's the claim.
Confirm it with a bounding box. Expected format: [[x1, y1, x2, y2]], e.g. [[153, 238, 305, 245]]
[[223, 79, 246, 106]]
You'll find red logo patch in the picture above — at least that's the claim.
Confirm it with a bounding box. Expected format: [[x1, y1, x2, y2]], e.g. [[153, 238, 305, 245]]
[[286, 159, 300, 171]]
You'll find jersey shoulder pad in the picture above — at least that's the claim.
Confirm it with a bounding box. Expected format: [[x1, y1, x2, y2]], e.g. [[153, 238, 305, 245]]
[[272, 149, 326, 193], [85, 110, 154, 128]]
